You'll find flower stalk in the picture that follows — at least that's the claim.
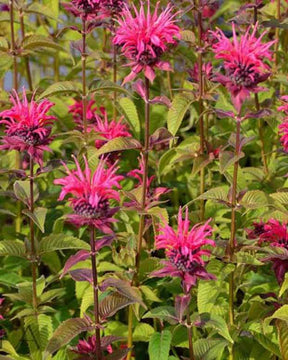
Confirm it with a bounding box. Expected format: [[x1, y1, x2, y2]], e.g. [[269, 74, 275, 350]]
[[29, 155, 38, 310], [253, 5, 268, 175], [196, 0, 205, 221], [186, 293, 195, 360], [113, 42, 117, 119], [90, 227, 102, 360], [19, 8, 33, 91], [82, 18, 88, 141], [127, 77, 150, 360]]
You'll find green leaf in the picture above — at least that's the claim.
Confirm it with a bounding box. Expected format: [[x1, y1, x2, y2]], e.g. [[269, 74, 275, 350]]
[[276, 320, 288, 360], [240, 190, 269, 210], [280, 273, 288, 297], [38, 234, 90, 254], [38, 81, 80, 100], [167, 94, 194, 136], [25, 314, 53, 354], [235, 252, 263, 266], [23, 35, 64, 52], [25, 3, 59, 21], [23, 207, 47, 233], [219, 151, 244, 174], [143, 306, 177, 324], [270, 192, 288, 204], [90, 80, 132, 96], [13, 180, 39, 207], [133, 323, 155, 342], [118, 97, 140, 139], [148, 330, 172, 360], [196, 186, 229, 203], [267, 305, 288, 322], [0, 240, 26, 258], [180, 30, 196, 43], [196, 313, 233, 343], [95, 137, 141, 156], [45, 318, 92, 356], [140, 285, 161, 303]]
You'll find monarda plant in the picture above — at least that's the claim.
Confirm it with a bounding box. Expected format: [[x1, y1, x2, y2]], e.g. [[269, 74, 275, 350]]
[[1, 1, 288, 360]]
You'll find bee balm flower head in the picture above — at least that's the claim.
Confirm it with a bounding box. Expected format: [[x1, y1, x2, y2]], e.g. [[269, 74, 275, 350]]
[[0, 89, 56, 165], [54, 156, 123, 233], [211, 23, 275, 112], [152, 207, 215, 293], [113, 1, 181, 84]]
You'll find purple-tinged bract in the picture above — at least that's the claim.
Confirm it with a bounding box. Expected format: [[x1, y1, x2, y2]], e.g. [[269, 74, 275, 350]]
[[152, 207, 215, 292], [54, 156, 123, 233], [0, 89, 56, 166], [113, 1, 181, 83]]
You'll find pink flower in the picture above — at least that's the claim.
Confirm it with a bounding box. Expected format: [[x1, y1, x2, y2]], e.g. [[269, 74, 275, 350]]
[[152, 208, 215, 292], [279, 119, 288, 152], [113, 1, 181, 83], [69, 99, 100, 128], [277, 96, 288, 115], [211, 23, 275, 112], [69, 99, 131, 150], [73, 335, 112, 355], [126, 154, 169, 209], [0, 89, 56, 165], [248, 219, 288, 284], [54, 155, 123, 233]]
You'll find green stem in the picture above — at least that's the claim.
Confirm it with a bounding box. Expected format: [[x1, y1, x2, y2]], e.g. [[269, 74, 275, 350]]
[[253, 5, 268, 175], [185, 291, 195, 360], [19, 8, 33, 91], [113, 43, 117, 119], [9, 0, 18, 91], [90, 227, 102, 360], [127, 77, 150, 360], [196, 1, 205, 221], [82, 18, 88, 141], [29, 156, 37, 310]]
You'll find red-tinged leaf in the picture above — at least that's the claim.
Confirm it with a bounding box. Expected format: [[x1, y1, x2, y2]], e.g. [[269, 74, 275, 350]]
[[244, 108, 272, 119], [69, 269, 93, 283], [45, 318, 92, 356], [99, 293, 136, 320], [149, 128, 174, 149], [61, 250, 90, 278], [95, 235, 115, 251], [276, 320, 288, 360], [101, 336, 124, 349], [214, 109, 235, 119], [175, 294, 191, 322], [100, 278, 146, 308], [149, 96, 171, 107]]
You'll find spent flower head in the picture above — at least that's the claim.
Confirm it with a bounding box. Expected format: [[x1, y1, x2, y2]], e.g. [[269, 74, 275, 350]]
[[152, 207, 215, 292], [54, 155, 123, 233], [211, 23, 275, 112], [113, 0, 181, 83], [0, 88, 56, 165]]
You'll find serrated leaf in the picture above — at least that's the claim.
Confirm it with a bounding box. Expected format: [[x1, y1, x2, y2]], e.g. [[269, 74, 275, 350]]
[[0, 240, 26, 258], [99, 293, 135, 319], [148, 330, 172, 360], [25, 314, 53, 353], [180, 30, 196, 43], [23, 207, 47, 233], [280, 273, 288, 297], [270, 192, 288, 204], [118, 97, 140, 139], [95, 137, 141, 156], [196, 186, 229, 203], [23, 35, 64, 52], [89, 80, 132, 97], [100, 278, 146, 308], [38, 234, 89, 254], [167, 94, 194, 136], [45, 318, 92, 356], [134, 323, 155, 342], [219, 150, 244, 174], [143, 306, 177, 324], [38, 81, 80, 100], [240, 190, 269, 210], [196, 313, 233, 343], [235, 252, 263, 266], [13, 180, 39, 207], [276, 320, 288, 360]]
